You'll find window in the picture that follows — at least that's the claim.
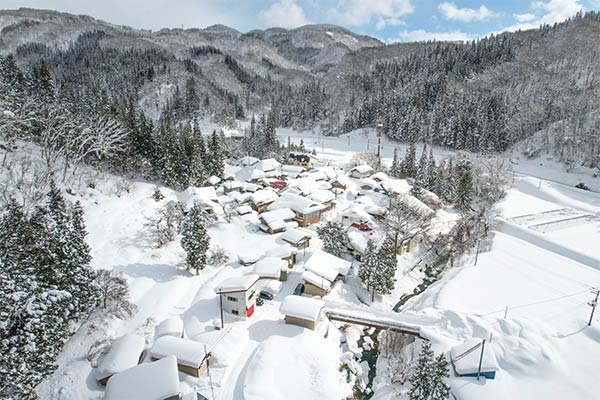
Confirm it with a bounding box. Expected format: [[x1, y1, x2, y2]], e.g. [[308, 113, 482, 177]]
[[248, 291, 255, 301], [231, 309, 239, 315], [227, 296, 238, 302]]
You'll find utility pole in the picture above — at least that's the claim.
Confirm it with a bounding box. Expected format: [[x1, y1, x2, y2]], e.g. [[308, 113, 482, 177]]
[[476, 339, 486, 381], [474, 239, 481, 266], [219, 287, 224, 329], [588, 289, 599, 326]]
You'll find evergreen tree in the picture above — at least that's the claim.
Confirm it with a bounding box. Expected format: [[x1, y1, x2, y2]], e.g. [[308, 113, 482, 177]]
[[206, 130, 224, 178], [455, 159, 474, 212], [426, 149, 437, 190], [358, 240, 379, 300], [317, 221, 349, 257], [181, 204, 210, 273], [390, 147, 401, 177], [400, 143, 417, 178], [408, 342, 435, 400], [415, 144, 429, 190], [431, 353, 451, 400]]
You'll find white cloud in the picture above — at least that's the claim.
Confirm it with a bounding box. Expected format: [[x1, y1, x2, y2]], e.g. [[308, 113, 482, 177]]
[[513, 12, 537, 22], [498, 0, 584, 33], [438, 2, 500, 22], [390, 29, 473, 42], [259, 0, 310, 28], [328, 0, 414, 27], [376, 16, 406, 30]]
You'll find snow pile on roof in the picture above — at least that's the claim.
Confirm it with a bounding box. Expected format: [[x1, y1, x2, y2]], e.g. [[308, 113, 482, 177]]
[[260, 208, 297, 231], [308, 189, 335, 204], [281, 165, 305, 178], [304, 250, 352, 282], [155, 316, 184, 339], [222, 180, 243, 190], [371, 171, 389, 181], [236, 205, 253, 215], [256, 158, 281, 172], [215, 273, 259, 293], [347, 231, 368, 254], [301, 270, 333, 291], [281, 228, 311, 245], [313, 166, 337, 180], [359, 178, 378, 189], [351, 165, 374, 174], [206, 175, 221, 185], [150, 336, 208, 368], [265, 243, 296, 258], [286, 177, 331, 196], [254, 257, 286, 278], [268, 193, 325, 215], [342, 204, 373, 223], [238, 156, 259, 167], [397, 193, 434, 217], [331, 173, 350, 186], [241, 182, 261, 192], [450, 338, 499, 375], [280, 296, 325, 321], [250, 189, 278, 206], [104, 356, 180, 400], [236, 166, 267, 182], [96, 334, 145, 381], [243, 325, 352, 400], [238, 251, 262, 265], [178, 186, 217, 204], [224, 164, 241, 180], [380, 178, 411, 195]]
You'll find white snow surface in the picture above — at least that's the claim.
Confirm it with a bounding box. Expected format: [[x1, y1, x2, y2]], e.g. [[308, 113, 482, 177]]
[[280, 295, 325, 321], [96, 334, 145, 381]]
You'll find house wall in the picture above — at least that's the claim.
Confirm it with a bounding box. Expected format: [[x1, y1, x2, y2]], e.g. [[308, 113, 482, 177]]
[[256, 202, 273, 213], [295, 213, 321, 227], [284, 315, 316, 330], [304, 281, 328, 296], [221, 292, 247, 316]]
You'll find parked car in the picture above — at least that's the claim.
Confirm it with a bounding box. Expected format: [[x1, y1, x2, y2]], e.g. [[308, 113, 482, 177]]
[[293, 283, 305, 296], [256, 297, 264, 306], [259, 290, 274, 301], [575, 182, 591, 191]]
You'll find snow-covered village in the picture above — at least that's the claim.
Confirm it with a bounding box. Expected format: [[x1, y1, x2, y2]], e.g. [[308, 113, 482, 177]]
[[1, 3, 600, 400]]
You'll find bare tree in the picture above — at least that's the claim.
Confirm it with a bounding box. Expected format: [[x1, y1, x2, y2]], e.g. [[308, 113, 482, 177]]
[[378, 331, 416, 384], [95, 270, 136, 319]]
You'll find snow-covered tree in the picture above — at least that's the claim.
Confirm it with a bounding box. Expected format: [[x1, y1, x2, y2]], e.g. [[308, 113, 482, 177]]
[[400, 143, 417, 178], [95, 269, 136, 319], [317, 221, 349, 257], [181, 203, 210, 273], [408, 342, 435, 400], [455, 158, 474, 213], [206, 130, 224, 178], [431, 353, 451, 400], [390, 147, 401, 177]]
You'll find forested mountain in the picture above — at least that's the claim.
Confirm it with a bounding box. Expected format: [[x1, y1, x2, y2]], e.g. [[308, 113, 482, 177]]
[[1, 8, 599, 165]]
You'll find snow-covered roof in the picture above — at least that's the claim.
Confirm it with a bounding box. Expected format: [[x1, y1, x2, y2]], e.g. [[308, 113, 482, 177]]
[[256, 158, 281, 172], [222, 180, 243, 190], [206, 175, 221, 185], [351, 165, 374, 174], [347, 231, 368, 254], [96, 334, 145, 381], [254, 257, 286, 278], [314, 166, 337, 180], [238, 252, 262, 264], [342, 205, 373, 223], [265, 243, 296, 258], [281, 165, 305, 178], [308, 189, 335, 204], [397, 193, 434, 217], [359, 178, 378, 189], [330, 173, 350, 186], [280, 228, 311, 245], [215, 273, 259, 293], [236, 205, 253, 215], [304, 250, 352, 282], [370, 171, 389, 181], [150, 336, 209, 368], [380, 179, 411, 194], [287, 177, 332, 196], [260, 208, 296, 225], [241, 182, 261, 192], [104, 356, 180, 400], [216, 195, 234, 205], [280, 295, 325, 322], [450, 339, 499, 375], [308, 170, 328, 181], [155, 316, 184, 339], [179, 186, 217, 205], [268, 193, 325, 215], [236, 166, 267, 182], [301, 270, 333, 291], [251, 189, 279, 206], [238, 156, 259, 167], [364, 204, 386, 216]]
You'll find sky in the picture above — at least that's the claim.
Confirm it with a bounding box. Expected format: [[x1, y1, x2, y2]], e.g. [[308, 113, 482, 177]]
[[2, 0, 599, 42]]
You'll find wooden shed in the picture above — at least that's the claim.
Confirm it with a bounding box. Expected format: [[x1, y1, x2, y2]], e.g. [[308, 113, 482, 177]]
[[150, 336, 211, 377], [280, 296, 326, 331], [96, 334, 145, 385]]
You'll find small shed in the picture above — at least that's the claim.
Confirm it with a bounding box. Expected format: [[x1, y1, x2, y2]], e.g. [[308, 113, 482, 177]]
[[215, 273, 259, 317], [254, 257, 286, 280], [250, 189, 279, 213], [259, 208, 297, 234], [238, 252, 262, 266], [450, 339, 499, 380], [155, 316, 184, 339], [205, 175, 221, 186], [150, 336, 211, 377], [350, 165, 374, 179], [347, 230, 368, 262], [265, 244, 297, 267], [280, 296, 326, 330], [96, 334, 145, 385], [235, 205, 253, 216], [301, 270, 332, 296], [280, 228, 312, 250], [104, 355, 180, 400], [222, 180, 243, 194]]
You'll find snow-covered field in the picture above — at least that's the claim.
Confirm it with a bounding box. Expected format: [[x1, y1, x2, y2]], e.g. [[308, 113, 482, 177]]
[[22, 125, 600, 400]]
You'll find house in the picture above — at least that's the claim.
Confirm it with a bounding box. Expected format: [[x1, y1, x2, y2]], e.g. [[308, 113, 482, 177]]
[[205, 175, 221, 186], [342, 205, 373, 225], [280, 228, 312, 250], [150, 336, 211, 377], [380, 179, 411, 197], [281, 165, 306, 179], [265, 244, 297, 267], [96, 334, 145, 385], [330, 174, 350, 191], [288, 152, 319, 169], [370, 171, 389, 182], [450, 339, 499, 380], [235, 166, 267, 183], [256, 158, 282, 175], [254, 257, 286, 280], [238, 251, 262, 266], [241, 182, 261, 193], [238, 156, 259, 167], [308, 189, 336, 211], [235, 205, 253, 216], [259, 208, 297, 234], [104, 355, 180, 400], [267, 193, 325, 227], [155, 316, 184, 339], [347, 230, 369, 262], [269, 181, 287, 191], [222, 180, 243, 194], [250, 189, 279, 213], [397, 236, 420, 255], [280, 296, 326, 331], [359, 177, 379, 193], [350, 164, 374, 179], [214, 273, 259, 317], [302, 250, 352, 296]]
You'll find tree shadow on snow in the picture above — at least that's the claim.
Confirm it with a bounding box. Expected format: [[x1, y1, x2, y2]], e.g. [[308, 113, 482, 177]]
[[113, 263, 193, 282]]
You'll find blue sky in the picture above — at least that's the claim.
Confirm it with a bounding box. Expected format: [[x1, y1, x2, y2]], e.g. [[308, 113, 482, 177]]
[[3, 0, 599, 41]]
